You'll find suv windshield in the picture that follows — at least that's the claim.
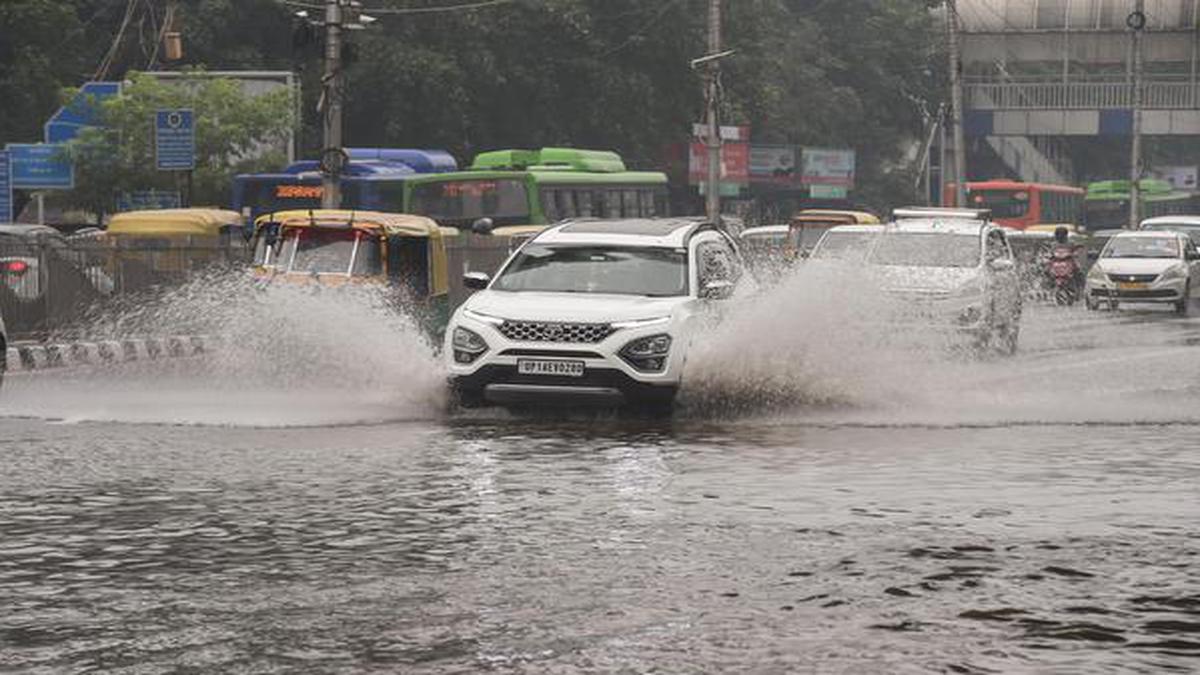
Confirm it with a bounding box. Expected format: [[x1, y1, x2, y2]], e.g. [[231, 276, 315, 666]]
[[1104, 236, 1180, 259], [870, 233, 980, 268], [493, 245, 688, 296], [812, 231, 878, 260]]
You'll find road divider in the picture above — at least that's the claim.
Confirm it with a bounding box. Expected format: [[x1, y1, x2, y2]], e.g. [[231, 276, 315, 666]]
[[5, 336, 216, 373]]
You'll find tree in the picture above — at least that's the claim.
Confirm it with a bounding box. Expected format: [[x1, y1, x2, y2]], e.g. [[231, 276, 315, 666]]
[[62, 71, 295, 220]]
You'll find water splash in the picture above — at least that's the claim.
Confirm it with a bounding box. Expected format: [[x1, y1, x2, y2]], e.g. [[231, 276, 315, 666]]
[[1, 271, 445, 426], [681, 261, 1200, 426]]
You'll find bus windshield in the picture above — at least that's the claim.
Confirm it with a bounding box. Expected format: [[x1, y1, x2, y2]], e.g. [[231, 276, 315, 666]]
[[1084, 200, 1128, 231], [409, 178, 530, 225], [968, 189, 1030, 219]]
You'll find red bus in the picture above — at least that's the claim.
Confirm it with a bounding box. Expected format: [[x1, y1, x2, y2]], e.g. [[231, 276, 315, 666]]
[[953, 180, 1085, 231]]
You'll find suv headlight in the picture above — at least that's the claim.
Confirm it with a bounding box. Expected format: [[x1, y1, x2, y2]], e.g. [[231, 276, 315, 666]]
[[452, 326, 488, 364], [1159, 264, 1188, 281], [619, 334, 672, 372], [1087, 265, 1107, 282]]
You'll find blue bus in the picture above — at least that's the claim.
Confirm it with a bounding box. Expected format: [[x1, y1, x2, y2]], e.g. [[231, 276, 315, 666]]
[[232, 148, 457, 233]]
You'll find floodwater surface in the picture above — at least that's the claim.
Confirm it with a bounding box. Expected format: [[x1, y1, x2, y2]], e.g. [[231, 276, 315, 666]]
[[1, 274, 1198, 672]]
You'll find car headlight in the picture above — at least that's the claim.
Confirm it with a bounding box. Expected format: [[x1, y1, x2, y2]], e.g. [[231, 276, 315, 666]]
[[619, 333, 672, 372], [452, 326, 488, 364], [1087, 265, 1107, 282], [957, 304, 983, 325], [1159, 264, 1188, 281]]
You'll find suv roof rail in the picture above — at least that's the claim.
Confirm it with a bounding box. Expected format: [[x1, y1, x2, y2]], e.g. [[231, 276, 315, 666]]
[[892, 206, 991, 222]]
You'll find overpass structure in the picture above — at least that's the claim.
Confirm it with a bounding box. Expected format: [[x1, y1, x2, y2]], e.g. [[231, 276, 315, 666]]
[[955, 0, 1200, 184]]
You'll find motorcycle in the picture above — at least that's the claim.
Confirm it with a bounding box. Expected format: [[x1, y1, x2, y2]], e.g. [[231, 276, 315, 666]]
[[1047, 245, 1081, 306]]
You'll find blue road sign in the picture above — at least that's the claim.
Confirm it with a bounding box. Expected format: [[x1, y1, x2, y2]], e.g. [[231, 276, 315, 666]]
[[43, 81, 120, 144], [0, 151, 12, 222], [156, 109, 195, 171], [6, 143, 74, 190]]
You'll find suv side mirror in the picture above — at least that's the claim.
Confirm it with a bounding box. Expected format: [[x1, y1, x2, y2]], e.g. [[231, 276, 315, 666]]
[[700, 279, 735, 300], [471, 218, 495, 235], [1087, 250, 1100, 261], [463, 271, 490, 291], [989, 257, 1015, 272]]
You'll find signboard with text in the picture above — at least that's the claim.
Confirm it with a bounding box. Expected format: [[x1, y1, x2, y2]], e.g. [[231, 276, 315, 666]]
[[155, 109, 195, 171], [749, 145, 799, 185], [801, 148, 856, 188], [6, 143, 74, 189], [688, 142, 750, 192]]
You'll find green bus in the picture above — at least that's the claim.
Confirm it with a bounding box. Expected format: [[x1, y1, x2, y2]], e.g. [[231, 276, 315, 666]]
[[1084, 179, 1200, 230], [387, 148, 670, 230]]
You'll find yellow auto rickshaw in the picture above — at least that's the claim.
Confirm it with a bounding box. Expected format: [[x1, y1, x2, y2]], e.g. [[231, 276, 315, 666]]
[[105, 208, 247, 285], [251, 210, 450, 332], [789, 209, 881, 255]]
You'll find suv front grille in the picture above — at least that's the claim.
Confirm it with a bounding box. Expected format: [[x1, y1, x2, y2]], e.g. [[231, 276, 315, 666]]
[[498, 320, 615, 344]]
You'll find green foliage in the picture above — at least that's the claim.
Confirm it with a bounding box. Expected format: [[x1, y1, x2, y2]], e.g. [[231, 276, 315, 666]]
[[62, 71, 295, 217], [8, 0, 940, 216]]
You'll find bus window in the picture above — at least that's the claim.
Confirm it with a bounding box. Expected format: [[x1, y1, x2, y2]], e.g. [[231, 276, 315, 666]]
[[639, 190, 656, 216], [576, 190, 594, 217], [601, 189, 621, 218], [409, 178, 530, 225], [557, 189, 577, 219], [654, 189, 669, 216], [623, 189, 641, 217], [541, 189, 559, 222]]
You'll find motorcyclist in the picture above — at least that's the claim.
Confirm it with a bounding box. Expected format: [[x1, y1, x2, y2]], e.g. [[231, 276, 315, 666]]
[[1045, 225, 1085, 298]]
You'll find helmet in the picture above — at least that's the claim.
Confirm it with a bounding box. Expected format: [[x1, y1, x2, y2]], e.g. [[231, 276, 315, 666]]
[[1054, 226, 1069, 243]]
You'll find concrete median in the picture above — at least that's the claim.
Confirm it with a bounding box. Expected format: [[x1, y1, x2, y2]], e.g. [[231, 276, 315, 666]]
[[5, 336, 216, 373]]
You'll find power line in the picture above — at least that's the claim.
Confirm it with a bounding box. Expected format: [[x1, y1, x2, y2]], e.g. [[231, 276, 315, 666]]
[[278, 0, 519, 15], [366, 0, 519, 16]]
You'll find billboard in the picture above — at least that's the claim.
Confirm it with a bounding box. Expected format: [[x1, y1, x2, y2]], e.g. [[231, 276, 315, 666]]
[[749, 145, 799, 185], [801, 148, 856, 188]]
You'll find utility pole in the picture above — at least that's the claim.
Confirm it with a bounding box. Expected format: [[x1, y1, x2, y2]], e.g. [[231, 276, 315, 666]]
[[946, 0, 967, 207], [320, 0, 344, 209], [704, 0, 722, 223], [1129, 0, 1147, 229]]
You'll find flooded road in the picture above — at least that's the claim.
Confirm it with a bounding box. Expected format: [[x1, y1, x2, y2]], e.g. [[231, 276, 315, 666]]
[[2, 304, 1199, 672]]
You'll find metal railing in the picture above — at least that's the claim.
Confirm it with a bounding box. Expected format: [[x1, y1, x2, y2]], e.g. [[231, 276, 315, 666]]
[[0, 236, 517, 341], [965, 78, 1200, 109]]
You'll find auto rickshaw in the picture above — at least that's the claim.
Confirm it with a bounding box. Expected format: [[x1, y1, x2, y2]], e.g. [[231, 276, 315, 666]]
[[789, 210, 881, 256], [251, 210, 450, 333], [105, 208, 247, 286]]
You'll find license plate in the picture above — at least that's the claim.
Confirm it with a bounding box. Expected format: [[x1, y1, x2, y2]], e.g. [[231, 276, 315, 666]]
[[1117, 282, 1147, 291], [517, 359, 585, 377]]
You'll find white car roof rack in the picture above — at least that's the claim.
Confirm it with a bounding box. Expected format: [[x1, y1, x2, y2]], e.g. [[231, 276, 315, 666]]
[[892, 207, 991, 222]]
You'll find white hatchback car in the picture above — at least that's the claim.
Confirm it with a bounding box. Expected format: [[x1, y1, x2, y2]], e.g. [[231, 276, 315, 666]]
[[445, 218, 746, 411], [1085, 230, 1200, 314]]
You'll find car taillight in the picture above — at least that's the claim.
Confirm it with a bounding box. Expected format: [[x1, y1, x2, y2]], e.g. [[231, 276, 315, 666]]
[[4, 260, 29, 275]]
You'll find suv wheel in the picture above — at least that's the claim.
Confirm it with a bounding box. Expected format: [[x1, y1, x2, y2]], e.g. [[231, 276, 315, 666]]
[[1175, 283, 1190, 316]]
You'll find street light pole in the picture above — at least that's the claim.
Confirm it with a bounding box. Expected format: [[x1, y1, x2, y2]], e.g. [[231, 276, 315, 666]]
[[1129, 0, 1146, 229], [321, 0, 344, 209], [946, 0, 967, 207], [704, 0, 722, 223]]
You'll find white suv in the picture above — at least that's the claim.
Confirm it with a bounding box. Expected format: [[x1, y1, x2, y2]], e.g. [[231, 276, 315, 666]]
[[850, 218, 1023, 354], [445, 218, 746, 411]]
